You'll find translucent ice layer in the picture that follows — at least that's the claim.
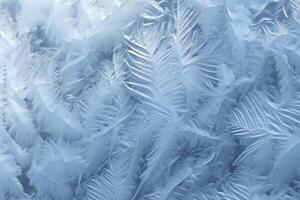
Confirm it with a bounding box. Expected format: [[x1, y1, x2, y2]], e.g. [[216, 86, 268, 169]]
[[0, 0, 300, 199]]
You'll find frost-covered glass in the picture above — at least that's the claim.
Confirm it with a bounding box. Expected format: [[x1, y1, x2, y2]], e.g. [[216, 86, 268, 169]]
[[0, 0, 300, 199]]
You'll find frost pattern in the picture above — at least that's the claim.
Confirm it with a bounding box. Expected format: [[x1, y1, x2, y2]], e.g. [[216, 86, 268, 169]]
[[0, 0, 300, 199]]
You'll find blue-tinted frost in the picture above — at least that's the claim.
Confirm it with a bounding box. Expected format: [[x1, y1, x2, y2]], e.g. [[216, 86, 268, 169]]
[[0, 0, 300, 199]]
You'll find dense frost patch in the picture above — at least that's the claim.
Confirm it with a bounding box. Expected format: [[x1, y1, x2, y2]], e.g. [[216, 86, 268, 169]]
[[1, 0, 300, 199]]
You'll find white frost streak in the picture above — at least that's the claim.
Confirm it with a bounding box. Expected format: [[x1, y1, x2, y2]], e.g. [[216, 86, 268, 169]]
[[0, 0, 300, 200]]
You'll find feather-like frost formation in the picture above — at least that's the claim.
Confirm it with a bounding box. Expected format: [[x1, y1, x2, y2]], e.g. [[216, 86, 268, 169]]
[[0, 0, 300, 199]]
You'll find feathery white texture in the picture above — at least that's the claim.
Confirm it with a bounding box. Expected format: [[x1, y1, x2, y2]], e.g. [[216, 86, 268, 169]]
[[1, 0, 300, 199], [28, 140, 85, 200]]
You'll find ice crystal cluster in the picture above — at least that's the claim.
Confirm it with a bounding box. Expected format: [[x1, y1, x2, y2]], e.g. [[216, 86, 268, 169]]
[[1, 0, 300, 199]]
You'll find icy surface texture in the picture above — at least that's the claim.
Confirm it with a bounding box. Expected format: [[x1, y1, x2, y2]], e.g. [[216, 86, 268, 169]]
[[1, 0, 300, 199]]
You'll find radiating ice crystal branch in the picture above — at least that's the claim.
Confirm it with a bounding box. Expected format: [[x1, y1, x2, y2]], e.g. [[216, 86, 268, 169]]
[[0, 0, 300, 199]]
